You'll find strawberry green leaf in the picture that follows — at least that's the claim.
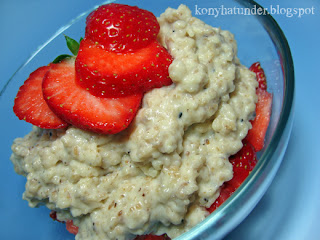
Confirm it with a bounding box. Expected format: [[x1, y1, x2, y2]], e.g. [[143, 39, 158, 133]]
[[65, 35, 80, 55], [52, 54, 72, 64], [52, 36, 82, 63]]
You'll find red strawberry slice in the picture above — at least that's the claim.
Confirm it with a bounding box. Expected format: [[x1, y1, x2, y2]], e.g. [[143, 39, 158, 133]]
[[208, 141, 257, 213], [49, 211, 62, 223], [42, 58, 143, 134], [85, 3, 160, 52], [13, 65, 68, 129], [249, 62, 267, 90], [66, 220, 79, 235], [50, 211, 79, 235], [135, 234, 171, 240], [245, 88, 272, 151], [229, 141, 257, 189], [75, 38, 172, 97], [207, 184, 234, 213]]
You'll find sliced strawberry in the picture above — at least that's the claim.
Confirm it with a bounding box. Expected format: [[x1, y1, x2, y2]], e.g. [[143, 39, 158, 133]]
[[246, 88, 272, 151], [13, 65, 68, 129], [66, 220, 79, 235], [249, 62, 267, 90], [208, 141, 257, 213], [229, 141, 257, 188], [85, 3, 160, 52], [75, 38, 172, 97], [42, 58, 143, 134], [207, 184, 235, 213], [50, 211, 79, 235], [49, 211, 62, 222], [135, 234, 171, 240]]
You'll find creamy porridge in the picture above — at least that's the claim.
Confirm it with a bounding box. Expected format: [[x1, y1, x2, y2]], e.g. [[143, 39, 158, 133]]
[[11, 4, 257, 240]]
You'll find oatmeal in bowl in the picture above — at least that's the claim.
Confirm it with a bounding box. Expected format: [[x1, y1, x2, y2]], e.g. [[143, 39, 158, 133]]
[[8, 1, 294, 240]]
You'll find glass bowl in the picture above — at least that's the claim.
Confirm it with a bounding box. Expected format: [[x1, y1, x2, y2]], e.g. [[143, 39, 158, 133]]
[[0, 0, 294, 239]]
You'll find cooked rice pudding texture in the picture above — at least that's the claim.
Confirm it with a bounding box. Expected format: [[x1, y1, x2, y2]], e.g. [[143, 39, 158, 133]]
[[11, 4, 257, 240]]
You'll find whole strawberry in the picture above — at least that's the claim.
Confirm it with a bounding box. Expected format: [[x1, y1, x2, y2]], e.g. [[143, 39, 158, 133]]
[[85, 3, 160, 52]]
